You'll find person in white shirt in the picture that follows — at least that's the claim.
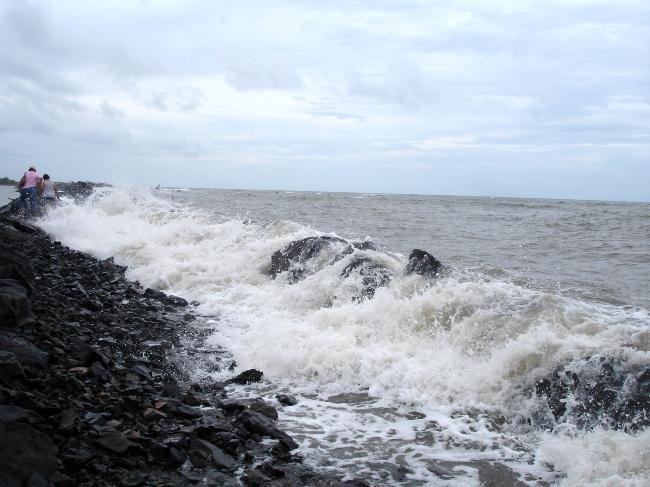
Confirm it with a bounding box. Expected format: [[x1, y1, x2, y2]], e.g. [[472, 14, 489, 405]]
[[40, 174, 59, 206]]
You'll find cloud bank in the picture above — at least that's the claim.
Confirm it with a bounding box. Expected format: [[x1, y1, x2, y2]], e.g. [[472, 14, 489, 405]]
[[0, 0, 648, 201]]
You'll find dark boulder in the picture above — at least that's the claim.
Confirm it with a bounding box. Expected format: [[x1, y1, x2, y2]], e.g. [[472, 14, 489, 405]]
[[189, 438, 236, 470], [341, 257, 392, 300], [0, 351, 24, 379], [249, 399, 278, 420], [0, 279, 33, 326], [0, 333, 48, 367], [276, 394, 298, 406], [269, 236, 347, 282], [0, 420, 57, 487], [228, 368, 263, 385], [238, 410, 299, 451], [0, 242, 34, 294], [404, 249, 442, 278]]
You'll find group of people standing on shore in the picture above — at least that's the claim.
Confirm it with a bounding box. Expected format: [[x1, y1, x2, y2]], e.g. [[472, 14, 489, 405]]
[[17, 166, 59, 214]]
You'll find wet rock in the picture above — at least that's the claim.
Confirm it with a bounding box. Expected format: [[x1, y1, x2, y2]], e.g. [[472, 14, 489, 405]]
[[534, 357, 650, 431], [249, 399, 279, 420], [0, 279, 33, 326], [228, 368, 263, 385], [89, 361, 109, 381], [238, 410, 299, 450], [405, 249, 442, 278], [341, 257, 392, 299], [221, 399, 248, 415], [159, 398, 204, 418], [0, 244, 34, 293], [131, 364, 151, 379], [276, 394, 298, 406], [191, 438, 236, 470], [209, 431, 243, 453], [0, 420, 57, 487], [269, 236, 347, 281], [0, 351, 24, 379], [0, 333, 48, 367]]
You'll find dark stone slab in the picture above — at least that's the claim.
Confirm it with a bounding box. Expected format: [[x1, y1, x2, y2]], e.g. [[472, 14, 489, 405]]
[[0, 420, 57, 487]]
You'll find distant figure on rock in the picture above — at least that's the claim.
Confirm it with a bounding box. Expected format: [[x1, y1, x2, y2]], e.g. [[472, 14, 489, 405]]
[[17, 167, 42, 214], [40, 174, 60, 206]]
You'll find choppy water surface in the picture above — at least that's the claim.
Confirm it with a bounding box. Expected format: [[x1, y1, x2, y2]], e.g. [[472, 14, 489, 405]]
[[37, 186, 650, 486]]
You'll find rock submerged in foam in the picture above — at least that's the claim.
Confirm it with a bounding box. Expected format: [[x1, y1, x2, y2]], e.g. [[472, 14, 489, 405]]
[[533, 356, 649, 432], [340, 256, 392, 299]]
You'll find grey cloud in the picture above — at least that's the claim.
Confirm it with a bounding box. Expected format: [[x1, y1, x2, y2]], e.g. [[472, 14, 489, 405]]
[[100, 102, 124, 119], [225, 63, 303, 91], [144, 86, 205, 112], [3, 1, 53, 51]]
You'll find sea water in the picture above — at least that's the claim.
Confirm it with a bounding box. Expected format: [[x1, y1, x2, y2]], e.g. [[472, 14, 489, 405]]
[[37, 186, 650, 486], [0, 185, 18, 204]]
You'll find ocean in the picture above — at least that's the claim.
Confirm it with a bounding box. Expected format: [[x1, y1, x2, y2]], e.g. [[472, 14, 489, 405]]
[[32, 186, 650, 485]]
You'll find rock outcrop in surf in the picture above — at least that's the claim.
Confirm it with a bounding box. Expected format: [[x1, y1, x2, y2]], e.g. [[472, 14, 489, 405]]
[[405, 249, 442, 278], [268, 236, 348, 282], [266, 236, 444, 302], [533, 356, 649, 432]]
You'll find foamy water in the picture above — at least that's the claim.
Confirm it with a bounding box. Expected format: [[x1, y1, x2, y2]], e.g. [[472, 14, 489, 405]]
[[37, 186, 650, 486]]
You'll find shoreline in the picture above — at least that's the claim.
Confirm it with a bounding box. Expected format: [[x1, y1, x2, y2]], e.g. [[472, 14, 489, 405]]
[[0, 189, 366, 486]]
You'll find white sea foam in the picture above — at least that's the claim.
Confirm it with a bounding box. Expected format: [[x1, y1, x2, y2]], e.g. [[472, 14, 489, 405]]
[[37, 186, 650, 485], [536, 429, 650, 486]]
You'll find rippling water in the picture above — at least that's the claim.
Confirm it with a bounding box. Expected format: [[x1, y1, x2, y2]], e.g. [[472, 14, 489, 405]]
[[35, 186, 649, 486]]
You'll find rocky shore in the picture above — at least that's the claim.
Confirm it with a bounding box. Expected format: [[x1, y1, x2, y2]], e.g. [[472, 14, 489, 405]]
[[0, 185, 367, 486]]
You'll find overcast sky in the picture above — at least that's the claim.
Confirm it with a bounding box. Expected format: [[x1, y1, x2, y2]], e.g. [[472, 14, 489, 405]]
[[0, 0, 648, 201]]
